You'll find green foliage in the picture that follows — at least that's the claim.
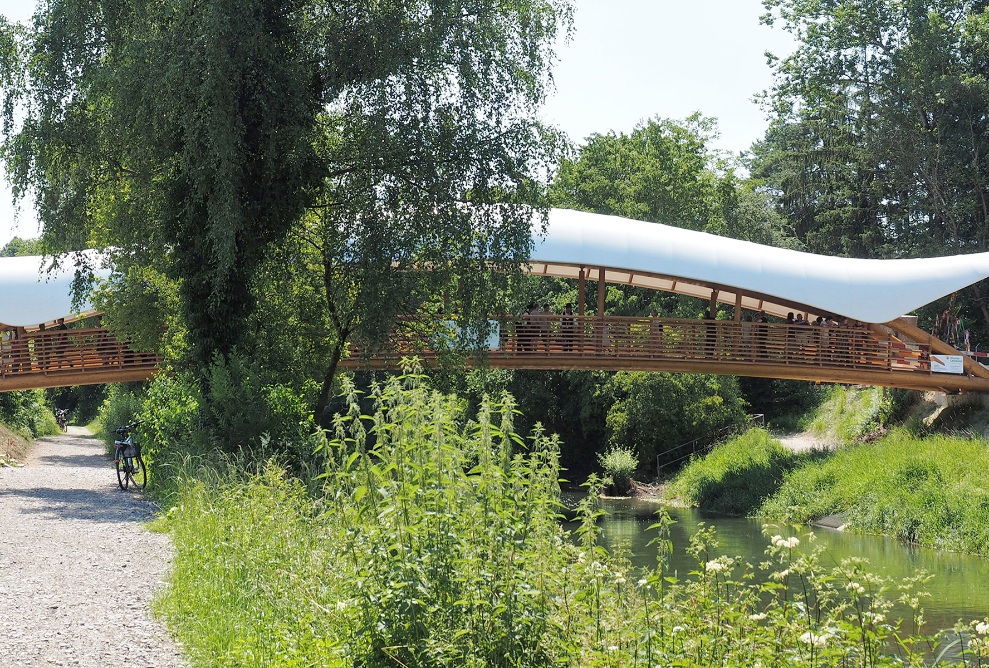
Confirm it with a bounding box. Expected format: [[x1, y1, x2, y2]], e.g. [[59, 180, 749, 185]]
[[669, 429, 797, 515], [606, 371, 748, 474], [154, 376, 983, 666], [760, 430, 989, 555], [0, 236, 41, 256], [757, 0, 989, 337], [0, 389, 60, 438], [550, 115, 800, 246], [598, 446, 638, 495], [0, 0, 574, 428], [96, 384, 145, 449], [199, 353, 317, 458], [46, 385, 107, 426], [737, 377, 827, 430], [806, 386, 888, 443]]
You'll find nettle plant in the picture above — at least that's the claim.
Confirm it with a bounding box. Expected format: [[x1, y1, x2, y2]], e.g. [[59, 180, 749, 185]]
[[160, 367, 989, 667]]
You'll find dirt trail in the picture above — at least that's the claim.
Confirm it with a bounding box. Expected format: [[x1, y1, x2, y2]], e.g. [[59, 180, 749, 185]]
[[776, 431, 835, 453], [0, 427, 185, 667]]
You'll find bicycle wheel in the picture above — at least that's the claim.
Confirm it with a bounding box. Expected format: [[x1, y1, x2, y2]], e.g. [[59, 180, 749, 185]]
[[116, 453, 128, 491], [128, 455, 147, 490]]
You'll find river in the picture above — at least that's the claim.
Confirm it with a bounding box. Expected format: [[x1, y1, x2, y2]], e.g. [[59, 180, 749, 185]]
[[587, 496, 989, 635]]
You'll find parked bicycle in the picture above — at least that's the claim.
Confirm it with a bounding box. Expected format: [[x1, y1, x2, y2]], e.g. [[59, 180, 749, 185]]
[[113, 422, 147, 491], [55, 408, 69, 432]]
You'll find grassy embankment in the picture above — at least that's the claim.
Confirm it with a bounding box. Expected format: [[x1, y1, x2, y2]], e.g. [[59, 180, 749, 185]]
[[668, 387, 989, 556], [0, 424, 32, 467], [144, 377, 989, 666]]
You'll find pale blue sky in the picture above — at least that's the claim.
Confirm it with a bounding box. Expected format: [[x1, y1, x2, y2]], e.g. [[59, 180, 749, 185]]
[[0, 0, 794, 247]]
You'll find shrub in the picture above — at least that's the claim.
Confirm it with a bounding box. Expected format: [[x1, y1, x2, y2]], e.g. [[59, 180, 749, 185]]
[[668, 429, 796, 514], [155, 377, 985, 666], [598, 446, 638, 495]]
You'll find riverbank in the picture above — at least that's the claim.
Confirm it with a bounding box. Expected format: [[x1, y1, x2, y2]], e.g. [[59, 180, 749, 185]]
[[666, 388, 989, 557]]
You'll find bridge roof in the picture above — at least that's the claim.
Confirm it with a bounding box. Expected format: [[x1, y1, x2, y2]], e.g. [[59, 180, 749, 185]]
[[0, 254, 103, 328], [530, 209, 989, 323]]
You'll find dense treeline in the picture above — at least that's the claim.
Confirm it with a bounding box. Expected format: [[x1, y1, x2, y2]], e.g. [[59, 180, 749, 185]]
[[0, 2, 987, 469], [4, 1, 989, 664], [756, 0, 989, 339]]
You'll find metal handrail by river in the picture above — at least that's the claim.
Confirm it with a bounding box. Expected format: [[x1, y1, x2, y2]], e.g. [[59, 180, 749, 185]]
[[577, 496, 989, 636]]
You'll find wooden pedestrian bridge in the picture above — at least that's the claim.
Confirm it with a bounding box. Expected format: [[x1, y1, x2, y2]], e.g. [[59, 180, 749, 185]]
[[7, 208, 989, 394], [341, 313, 989, 393]]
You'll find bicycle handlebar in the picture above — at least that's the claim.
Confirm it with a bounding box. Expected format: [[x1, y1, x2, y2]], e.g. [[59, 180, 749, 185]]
[[114, 420, 142, 436]]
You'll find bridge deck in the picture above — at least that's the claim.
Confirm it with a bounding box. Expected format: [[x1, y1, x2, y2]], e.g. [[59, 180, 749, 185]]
[[340, 315, 989, 393], [0, 326, 160, 391]]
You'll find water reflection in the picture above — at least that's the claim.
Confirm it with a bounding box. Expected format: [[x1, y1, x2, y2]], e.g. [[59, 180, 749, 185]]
[[582, 496, 989, 633]]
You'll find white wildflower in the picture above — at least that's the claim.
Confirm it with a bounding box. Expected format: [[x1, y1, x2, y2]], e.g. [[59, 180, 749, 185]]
[[749, 612, 767, 621], [336, 600, 347, 611], [800, 631, 831, 648], [705, 559, 726, 573], [846, 581, 866, 595], [671, 625, 685, 634], [976, 621, 989, 635], [637, 578, 649, 587]]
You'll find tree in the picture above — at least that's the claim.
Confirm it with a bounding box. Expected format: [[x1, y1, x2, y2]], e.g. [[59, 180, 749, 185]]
[[755, 0, 989, 332], [0, 236, 41, 257], [0, 0, 573, 428]]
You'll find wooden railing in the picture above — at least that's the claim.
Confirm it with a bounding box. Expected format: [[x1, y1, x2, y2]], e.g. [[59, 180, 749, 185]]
[[349, 315, 931, 374], [0, 327, 160, 390]]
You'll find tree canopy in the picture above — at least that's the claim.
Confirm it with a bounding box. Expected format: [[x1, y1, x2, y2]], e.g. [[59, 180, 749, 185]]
[[0, 0, 573, 425]]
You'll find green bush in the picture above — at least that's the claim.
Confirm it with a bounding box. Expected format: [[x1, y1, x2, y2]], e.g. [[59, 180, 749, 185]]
[[605, 371, 748, 474], [154, 376, 982, 666], [96, 384, 145, 450], [598, 446, 638, 495], [668, 429, 796, 515], [760, 430, 989, 555], [0, 389, 60, 438]]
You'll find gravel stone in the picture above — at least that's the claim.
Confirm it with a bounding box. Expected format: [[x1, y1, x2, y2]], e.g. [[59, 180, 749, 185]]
[[0, 427, 186, 667]]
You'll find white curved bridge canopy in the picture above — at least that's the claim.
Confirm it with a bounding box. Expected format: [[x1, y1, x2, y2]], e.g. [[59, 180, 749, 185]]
[[530, 209, 989, 323], [0, 254, 105, 328], [2, 210, 988, 327]]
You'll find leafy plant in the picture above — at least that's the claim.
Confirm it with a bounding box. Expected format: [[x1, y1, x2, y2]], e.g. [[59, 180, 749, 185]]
[[598, 446, 638, 495]]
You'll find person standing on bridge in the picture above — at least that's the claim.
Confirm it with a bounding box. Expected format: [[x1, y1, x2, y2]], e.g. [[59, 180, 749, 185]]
[[649, 309, 663, 357], [755, 311, 769, 361], [560, 303, 577, 352]]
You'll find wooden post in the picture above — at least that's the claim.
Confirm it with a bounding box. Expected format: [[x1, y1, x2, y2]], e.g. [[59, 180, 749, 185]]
[[709, 289, 717, 318], [597, 267, 607, 353], [578, 267, 586, 316], [734, 292, 743, 322]]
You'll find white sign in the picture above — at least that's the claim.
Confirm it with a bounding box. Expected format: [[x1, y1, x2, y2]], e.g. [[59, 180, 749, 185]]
[[931, 354, 964, 374]]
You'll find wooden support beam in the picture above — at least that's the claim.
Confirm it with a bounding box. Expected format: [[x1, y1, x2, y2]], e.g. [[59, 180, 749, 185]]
[[597, 267, 606, 317], [734, 292, 743, 322], [886, 317, 989, 381], [578, 267, 586, 316]]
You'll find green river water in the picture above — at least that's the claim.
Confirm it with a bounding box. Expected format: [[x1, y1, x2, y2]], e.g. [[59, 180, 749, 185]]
[[591, 497, 989, 635]]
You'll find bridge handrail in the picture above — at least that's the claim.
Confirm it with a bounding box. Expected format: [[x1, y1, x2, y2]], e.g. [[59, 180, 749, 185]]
[[350, 315, 931, 375]]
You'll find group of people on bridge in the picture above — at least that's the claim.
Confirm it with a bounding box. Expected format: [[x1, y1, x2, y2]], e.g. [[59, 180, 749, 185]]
[[506, 305, 930, 371]]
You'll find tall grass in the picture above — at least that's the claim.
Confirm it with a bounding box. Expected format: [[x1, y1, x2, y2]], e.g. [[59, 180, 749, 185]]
[[154, 374, 989, 666], [806, 386, 888, 442], [760, 430, 989, 555], [668, 429, 797, 514]]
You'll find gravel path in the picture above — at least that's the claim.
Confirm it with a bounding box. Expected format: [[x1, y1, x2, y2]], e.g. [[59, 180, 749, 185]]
[[0, 427, 186, 667]]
